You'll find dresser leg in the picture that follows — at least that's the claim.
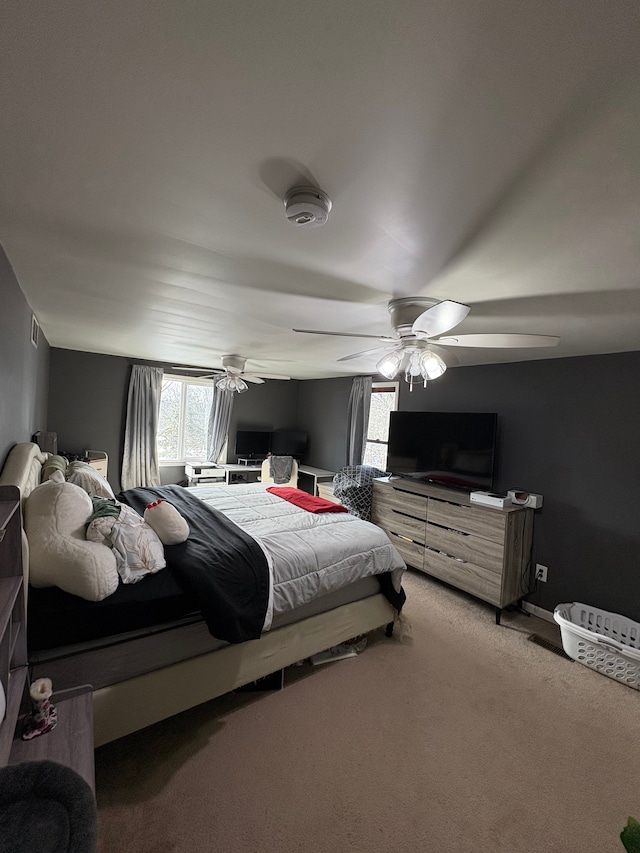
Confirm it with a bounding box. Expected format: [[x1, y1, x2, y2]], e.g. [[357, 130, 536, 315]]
[[385, 621, 394, 637], [495, 607, 502, 625]]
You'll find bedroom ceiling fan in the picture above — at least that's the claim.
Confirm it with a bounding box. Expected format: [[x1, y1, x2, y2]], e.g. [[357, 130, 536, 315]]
[[294, 297, 560, 390], [170, 355, 291, 394]]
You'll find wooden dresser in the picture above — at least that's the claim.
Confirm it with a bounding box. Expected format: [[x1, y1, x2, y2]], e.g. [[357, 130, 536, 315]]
[[371, 478, 533, 622]]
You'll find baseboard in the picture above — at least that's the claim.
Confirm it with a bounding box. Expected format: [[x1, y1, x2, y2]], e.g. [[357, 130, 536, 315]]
[[521, 601, 555, 623]]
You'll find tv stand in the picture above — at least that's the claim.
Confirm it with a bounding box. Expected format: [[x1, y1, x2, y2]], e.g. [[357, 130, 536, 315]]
[[371, 478, 533, 623], [236, 457, 264, 466]]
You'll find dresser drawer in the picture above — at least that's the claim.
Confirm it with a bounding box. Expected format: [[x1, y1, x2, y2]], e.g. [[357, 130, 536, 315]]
[[426, 522, 504, 573], [427, 498, 506, 543], [385, 532, 425, 571], [371, 507, 426, 543], [423, 550, 502, 606], [372, 481, 427, 521]]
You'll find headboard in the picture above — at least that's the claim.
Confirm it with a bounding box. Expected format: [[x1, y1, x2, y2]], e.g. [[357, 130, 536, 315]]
[[0, 442, 49, 588]]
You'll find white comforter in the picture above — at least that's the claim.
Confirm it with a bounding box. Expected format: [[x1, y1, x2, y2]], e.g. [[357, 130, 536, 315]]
[[188, 482, 406, 630]]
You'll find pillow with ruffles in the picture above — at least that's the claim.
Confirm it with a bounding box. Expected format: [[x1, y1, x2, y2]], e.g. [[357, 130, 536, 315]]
[[66, 460, 115, 499], [24, 472, 119, 601], [86, 504, 166, 583]]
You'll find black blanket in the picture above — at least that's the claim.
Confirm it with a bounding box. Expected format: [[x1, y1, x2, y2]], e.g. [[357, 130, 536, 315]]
[[117, 485, 270, 643]]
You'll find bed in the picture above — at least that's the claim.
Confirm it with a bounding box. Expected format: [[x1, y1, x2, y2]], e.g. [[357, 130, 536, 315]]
[[0, 443, 406, 746]]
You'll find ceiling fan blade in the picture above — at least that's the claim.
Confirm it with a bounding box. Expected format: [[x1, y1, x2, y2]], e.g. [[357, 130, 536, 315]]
[[337, 345, 400, 363], [434, 334, 560, 349], [251, 373, 292, 380], [293, 328, 398, 342], [411, 300, 471, 339], [428, 343, 460, 367], [241, 374, 266, 384], [170, 366, 219, 374]]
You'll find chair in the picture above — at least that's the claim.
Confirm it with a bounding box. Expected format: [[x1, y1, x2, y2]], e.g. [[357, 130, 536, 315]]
[[332, 465, 388, 520], [260, 456, 298, 488]]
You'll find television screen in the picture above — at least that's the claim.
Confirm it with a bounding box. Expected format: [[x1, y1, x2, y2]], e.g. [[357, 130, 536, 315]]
[[271, 429, 308, 458], [387, 411, 498, 491], [234, 430, 272, 459]]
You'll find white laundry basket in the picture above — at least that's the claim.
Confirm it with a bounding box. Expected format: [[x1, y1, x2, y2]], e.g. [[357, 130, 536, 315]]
[[554, 602, 640, 689]]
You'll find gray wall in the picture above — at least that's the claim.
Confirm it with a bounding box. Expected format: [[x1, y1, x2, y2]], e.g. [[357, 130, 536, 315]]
[[296, 376, 353, 471], [47, 349, 131, 492], [47, 350, 300, 491], [0, 244, 49, 465], [38, 336, 640, 624], [298, 352, 640, 622], [228, 379, 302, 463]]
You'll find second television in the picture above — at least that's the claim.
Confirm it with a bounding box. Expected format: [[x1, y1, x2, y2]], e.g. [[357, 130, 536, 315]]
[[234, 428, 309, 460], [386, 411, 498, 491]]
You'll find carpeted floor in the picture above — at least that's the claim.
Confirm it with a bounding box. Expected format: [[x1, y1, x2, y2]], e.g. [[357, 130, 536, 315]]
[[95, 570, 639, 852]]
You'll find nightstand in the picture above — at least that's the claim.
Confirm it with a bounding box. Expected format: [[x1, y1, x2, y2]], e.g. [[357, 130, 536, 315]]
[[85, 450, 108, 478]]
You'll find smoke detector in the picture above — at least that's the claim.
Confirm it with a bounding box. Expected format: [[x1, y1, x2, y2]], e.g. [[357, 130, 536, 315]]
[[283, 186, 332, 227]]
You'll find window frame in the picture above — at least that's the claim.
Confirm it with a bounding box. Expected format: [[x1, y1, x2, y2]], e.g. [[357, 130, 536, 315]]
[[157, 373, 214, 466], [363, 381, 399, 470]]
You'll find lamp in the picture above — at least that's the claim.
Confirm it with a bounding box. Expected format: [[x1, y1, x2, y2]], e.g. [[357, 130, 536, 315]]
[[215, 374, 248, 393], [376, 351, 403, 380], [376, 346, 446, 391]]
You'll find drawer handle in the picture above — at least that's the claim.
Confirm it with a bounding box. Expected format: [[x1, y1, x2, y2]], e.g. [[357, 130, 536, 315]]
[[426, 545, 467, 564], [391, 508, 422, 521], [429, 520, 468, 536]]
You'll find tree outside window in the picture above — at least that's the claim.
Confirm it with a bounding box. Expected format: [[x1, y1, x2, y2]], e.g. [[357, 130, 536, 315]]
[[157, 375, 213, 463], [363, 382, 398, 470]]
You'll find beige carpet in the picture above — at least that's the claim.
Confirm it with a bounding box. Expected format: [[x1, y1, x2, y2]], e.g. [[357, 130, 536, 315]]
[[95, 570, 639, 852]]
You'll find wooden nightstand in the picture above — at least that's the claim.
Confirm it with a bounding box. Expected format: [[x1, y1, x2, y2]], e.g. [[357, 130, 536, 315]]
[[85, 450, 108, 478], [0, 486, 95, 790]]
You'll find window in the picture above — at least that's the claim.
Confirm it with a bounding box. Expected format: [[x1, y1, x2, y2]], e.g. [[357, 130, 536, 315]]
[[157, 375, 213, 463], [363, 382, 399, 470]]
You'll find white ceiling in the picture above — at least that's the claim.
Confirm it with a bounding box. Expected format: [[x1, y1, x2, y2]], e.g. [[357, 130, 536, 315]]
[[1, 0, 639, 380]]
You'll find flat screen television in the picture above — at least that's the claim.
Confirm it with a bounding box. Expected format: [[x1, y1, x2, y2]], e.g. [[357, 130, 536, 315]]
[[234, 430, 272, 459], [271, 429, 308, 458], [386, 411, 498, 491]]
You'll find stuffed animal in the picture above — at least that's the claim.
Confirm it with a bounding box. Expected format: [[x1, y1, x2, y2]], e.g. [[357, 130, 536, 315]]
[[143, 499, 190, 545], [86, 503, 166, 583]]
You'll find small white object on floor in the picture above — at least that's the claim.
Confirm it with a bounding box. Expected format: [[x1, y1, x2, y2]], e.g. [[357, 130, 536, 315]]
[[310, 644, 358, 665]]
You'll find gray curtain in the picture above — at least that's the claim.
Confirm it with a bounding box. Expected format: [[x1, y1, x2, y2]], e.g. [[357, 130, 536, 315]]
[[206, 385, 235, 463], [346, 375, 372, 466], [121, 365, 164, 491]]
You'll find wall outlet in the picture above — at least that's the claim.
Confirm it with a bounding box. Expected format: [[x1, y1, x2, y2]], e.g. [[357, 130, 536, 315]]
[[535, 564, 548, 583]]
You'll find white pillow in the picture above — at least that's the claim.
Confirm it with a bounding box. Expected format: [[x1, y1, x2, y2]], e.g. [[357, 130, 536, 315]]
[[143, 499, 190, 545], [87, 505, 166, 584], [66, 460, 115, 499], [25, 475, 119, 601]]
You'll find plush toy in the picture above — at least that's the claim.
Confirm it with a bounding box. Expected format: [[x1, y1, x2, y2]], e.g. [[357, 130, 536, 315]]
[[143, 499, 189, 545]]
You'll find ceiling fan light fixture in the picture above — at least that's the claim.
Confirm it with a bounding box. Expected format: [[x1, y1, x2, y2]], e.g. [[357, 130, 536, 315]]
[[376, 351, 403, 379], [215, 375, 248, 394], [377, 347, 446, 389], [420, 350, 447, 380]]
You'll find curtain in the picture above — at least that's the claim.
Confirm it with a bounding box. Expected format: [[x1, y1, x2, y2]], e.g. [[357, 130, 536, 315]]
[[346, 375, 372, 466], [121, 365, 164, 491], [206, 385, 235, 463]]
